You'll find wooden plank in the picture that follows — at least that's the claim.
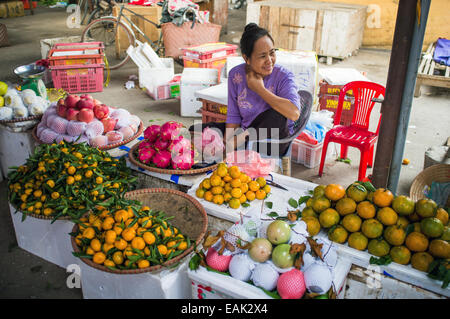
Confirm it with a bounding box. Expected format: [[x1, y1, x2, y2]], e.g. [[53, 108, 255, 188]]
[[417, 74, 450, 89], [278, 7, 291, 50], [268, 6, 280, 48], [313, 9, 324, 52], [258, 5, 270, 31], [428, 60, 436, 76], [287, 9, 296, 50], [445, 66, 450, 78]]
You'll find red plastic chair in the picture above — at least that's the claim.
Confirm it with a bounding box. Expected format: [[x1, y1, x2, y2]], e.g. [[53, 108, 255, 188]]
[[318, 81, 385, 181]]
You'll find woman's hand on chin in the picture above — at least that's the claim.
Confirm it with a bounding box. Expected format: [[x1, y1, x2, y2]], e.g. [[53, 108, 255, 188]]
[[246, 68, 265, 94]]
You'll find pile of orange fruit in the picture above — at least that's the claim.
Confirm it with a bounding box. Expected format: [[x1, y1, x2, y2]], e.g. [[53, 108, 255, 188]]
[[72, 201, 191, 270], [299, 182, 449, 272], [195, 163, 271, 209]]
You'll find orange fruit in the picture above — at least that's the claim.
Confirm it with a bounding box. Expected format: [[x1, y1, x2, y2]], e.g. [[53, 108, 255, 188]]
[[328, 225, 348, 244], [224, 192, 232, 202], [415, 198, 438, 218], [114, 209, 129, 223], [112, 251, 124, 265], [342, 214, 362, 233], [143, 232, 156, 245], [390, 246, 411, 265], [223, 175, 232, 183], [213, 194, 225, 205], [428, 239, 450, 259], [372, 188, 394, 207], [435, 208, 449, 226], [396, 216, 410, 229], [224, 183, 232, 193], [240, 182, 249, 194], [228, 166, 241, 179], [114, 238, 127, 250], [231, 187, 243, 199], [248, 180, 260, 192], [411, 252, 434, 272], [348, 232, 369, 251], [138, 259, 150, 269], [195, 188, 205, 199], [391, 195, 415, 216], [356, 201, 376, 219], [408, 212, 422, 222], [301, 207, 318, 218], [239, 194, 247, 204], [239, 173, 249, 183], [229, 198, 240, 209], [420, 217, 444, 238], [361, 219, 383, 239], [302, 216, 321, 236], [245, 191, 256, 201], [204, 191, 213, 202], [131, 237, 146, 250], [210, 175, 222, 187], [336, 197, 357, 216], [405, 232, 429, 252], [121, 228, 136, 242], [324, 184, 346, 201], [216, 166, 228, 177], [312, 196, 331, 213], [319, 208, 340, 228], [368, 238, 390, 257], [211, 186, 223, 195], [256, 177, 267, 188], [105, 230, 117, 244], [313, 185, 326, 198], [90, 238, 102, 252], [346, 183, 368, 202], [201, 178, 211, 190], [231, 178, 242, 188], [384, 225, 406, 246], [255, 189, 266, 200], [377, 207, 398, 226], [157, 244, 168, 256], [92, 252, 106, 264], [263, 184, 271, 194]]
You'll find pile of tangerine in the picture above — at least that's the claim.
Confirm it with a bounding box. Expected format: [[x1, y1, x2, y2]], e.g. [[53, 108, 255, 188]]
[[195, 163, 271, 209]]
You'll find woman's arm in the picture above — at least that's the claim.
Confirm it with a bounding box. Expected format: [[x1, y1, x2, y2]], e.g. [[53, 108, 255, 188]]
[[225, 123, 248, 152], [247, 69, 300, 122]]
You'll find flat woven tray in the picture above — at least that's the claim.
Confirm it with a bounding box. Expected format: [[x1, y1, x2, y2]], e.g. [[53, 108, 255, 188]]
[[0, 114, 43, 125], [32, 121, 144, 151], [410, 163, 450, 207], [128, 141, 218, 175], [71, 188, 208, 274]]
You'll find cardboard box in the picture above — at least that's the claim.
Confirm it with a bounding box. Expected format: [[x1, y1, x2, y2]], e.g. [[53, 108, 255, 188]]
[[6, 1, 25, 18], [319, 93, 355, 126], [0, 4, 8, 18], [319, 81, 354, 96]]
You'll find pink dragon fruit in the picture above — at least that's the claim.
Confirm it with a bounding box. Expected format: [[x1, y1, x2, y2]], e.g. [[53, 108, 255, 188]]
[[160, 121, 183, 141], [143, 125, 161, 142], [138, 140, 153, 150], [138, 147, 156, 164], [152, 150, 172, 168], [153, 137, 171, 151], [168, 135, 192, 156], [171, 152, 194, 170]]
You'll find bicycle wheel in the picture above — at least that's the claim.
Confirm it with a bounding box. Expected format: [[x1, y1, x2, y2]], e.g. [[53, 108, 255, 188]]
[[82, 17, 134, 70], [87, 7, 113, 24]]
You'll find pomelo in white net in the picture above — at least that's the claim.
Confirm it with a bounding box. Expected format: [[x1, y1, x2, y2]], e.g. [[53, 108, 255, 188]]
[[250, 263, 279, 292], [12, 105, 29, 118], [129, 115, 140, 126], [129, 123, 138, 134], [67, 121, 87, 137], [49, 116, 68, 134], [89, 135, 108, 147], [106, 131, 123, 144], [229, 254, 256, 282], [39, 128, 58, 144], [118, 126, 134, 140], [85, 120, 104, 139], [74, 134, 89, 144], [303, 263, 333, 295], [0, 107, 13, 121], [36, 122, 47, 136]]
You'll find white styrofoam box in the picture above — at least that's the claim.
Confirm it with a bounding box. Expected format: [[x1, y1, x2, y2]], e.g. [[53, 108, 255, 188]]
[[194, 82, 228, 106], [188, 256, 352, 299], [316, 230, 450, 298], [140, 58, 175, 97], [180, 68, 218, 117], [9, 204, 77, 269], [226, 51, 318, 103], [77, 257, 192, 299], [0, 126, 37, 179], [318, 68, 370, 86], [187, 172, 318, 223]]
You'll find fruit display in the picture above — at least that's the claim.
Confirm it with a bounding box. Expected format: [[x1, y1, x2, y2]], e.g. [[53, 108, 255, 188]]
[[7, 140, 137, 220], [136, 121, 195, 170], [297, 181, 450, 286], [189, 218, 339, 299], [0, 82, 50, 120], [71, 199, 192, 270], [194, 163, 271, 209], [35, 94, 141, 146]]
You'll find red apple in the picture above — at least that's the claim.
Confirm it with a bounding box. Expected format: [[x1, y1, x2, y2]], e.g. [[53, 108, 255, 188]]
[[66, 108, 80, 121], [93, 104, 109, 120], [65, 94, 80, 108], [57, 104, 67, 118], [80, 94, 93, 100], [78, 108, 95, 123], [93, 99, 102, 106], [101, 117, 118, 133], [76, 98, 94, 110], [57, 98, 65, 107]]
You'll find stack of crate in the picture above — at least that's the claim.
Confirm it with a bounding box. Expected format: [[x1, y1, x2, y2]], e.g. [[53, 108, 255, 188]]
[[318, 80, 355, 126]]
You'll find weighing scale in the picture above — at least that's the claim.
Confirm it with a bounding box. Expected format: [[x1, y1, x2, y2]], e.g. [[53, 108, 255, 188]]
[[13, 64, 48, 100]]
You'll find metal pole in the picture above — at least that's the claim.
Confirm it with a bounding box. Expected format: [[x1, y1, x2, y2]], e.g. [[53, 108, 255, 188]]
[[388, 0, 432, 193], [371, 0, 417, 189]]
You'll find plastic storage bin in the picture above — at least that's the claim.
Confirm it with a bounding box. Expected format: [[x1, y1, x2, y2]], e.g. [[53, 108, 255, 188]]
[[182, 42, 238, 60], [291, 139, 323, 168], [50, 63, 104, 93], [180, 68, 218, 117], [48, 42, 104, 66]]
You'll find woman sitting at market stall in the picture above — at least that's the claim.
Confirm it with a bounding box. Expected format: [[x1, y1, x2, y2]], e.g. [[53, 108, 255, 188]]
[[190, 23, 301, 158]]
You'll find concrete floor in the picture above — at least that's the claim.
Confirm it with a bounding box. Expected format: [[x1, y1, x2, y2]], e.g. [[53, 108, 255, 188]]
[[0, 5, 449, 299]]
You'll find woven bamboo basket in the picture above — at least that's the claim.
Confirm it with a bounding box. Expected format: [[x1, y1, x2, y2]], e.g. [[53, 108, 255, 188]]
[[410, 164, 450, 207], [128, 141, 218, 175], [32, 121, 144, 151], [0, 114, 43, 124], [71, 188, 208, 274]]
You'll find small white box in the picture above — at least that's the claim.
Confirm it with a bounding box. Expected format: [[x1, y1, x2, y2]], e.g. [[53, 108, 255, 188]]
[[291, 139, 323, 169], [140, 58, 176, 100], [180, 68, 218, 117], [9, 204, 77, 269]]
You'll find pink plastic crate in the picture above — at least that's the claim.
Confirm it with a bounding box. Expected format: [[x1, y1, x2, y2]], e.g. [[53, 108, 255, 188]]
[[182, 43, 238, 60], [48, 42, 105, 66], [50, 63, 104, 93]]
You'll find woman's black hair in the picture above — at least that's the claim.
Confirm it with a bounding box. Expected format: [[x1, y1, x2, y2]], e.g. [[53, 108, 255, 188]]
[[240, 23, 274, 58]]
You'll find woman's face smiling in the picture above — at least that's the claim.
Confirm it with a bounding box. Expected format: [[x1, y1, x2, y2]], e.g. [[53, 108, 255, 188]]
[[245, 35, 276, 77]]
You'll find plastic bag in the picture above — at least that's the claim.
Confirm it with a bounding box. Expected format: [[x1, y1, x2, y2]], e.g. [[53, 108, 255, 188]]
[[297, 110, 334, 144], [226, 150, 277, 179]]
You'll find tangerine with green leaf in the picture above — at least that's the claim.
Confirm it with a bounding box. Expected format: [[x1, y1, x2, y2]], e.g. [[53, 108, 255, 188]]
[[415, 198, 438, 218], [420, 217, 444, 238], [319, 208, 340, 228], [390, 246, 411, 265], [312, 196, 331, 213], [368, 238, 390, 257], [411, 252, 434, 272], [384, 225, 406, 246], [346, 183, 368, 202], [328, 225, 348, 244], [391, 195, 415, 216]]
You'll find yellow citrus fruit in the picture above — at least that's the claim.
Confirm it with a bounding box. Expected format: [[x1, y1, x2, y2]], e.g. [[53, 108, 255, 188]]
[[361, 219, 383, 239], [405, 232, 429, 252], [420, 217, 444, 238], [196, 188, 205, 199], [82, 227, 95, 239], [248, 181, 260, 192], [223, 175, 232, 183], [390, 246, 411, 265], [342, 214, 362, 233], [239, 173, 249, 183], [204, 191, 213, 202], [428, 239, 450, 259], [228, 166, 241, 179], [122, 228, 136, 242], [328, 225, 348, 244], [157, 244, 168, 256], [112, 251, 124, 265], [324, 184, 346, 201], [441, 226, 450, 241], [411, 252, 434, 272], [415, 198, 438, 218], [383, 225, 406, 246], [240, 182, 249, 194], [102, 243, 114, 254], [224, 183, 232, 193], [336, 197, 357, 216], [372, 188, 394, 207], [356, 201, 376, 219], [368, 239, 390, 257], [263, 184, 271, 194], [231, 187, 243, 199], [256, 177, 267, 188], [213, 194, 225, 205], [231, 178, 242, 188], [143, 232, 156, 245], [114, 210, 129, 223], [92, 252, 106, 264], [391, 195, 415, 216], [313, 185, 326, 198], [302, 216, 321, 236], [348, 232, 369, 251], [312, 196, 331, 213], [229, 198, 240, 209], [224, 192, 232, 202], [346, 183, 368, 202], [245, 191, 256, 201], [301, 207, 318, 218], [255, 189, 266, 200], [114, 238, 127, 250], [217, 166, 228, 177], [377, 207, 398, 226], [178, 241, 188, 250], [211, 186, 223, 195], [319, 208, 340, 228], [90, 238, 102, 252], [138, 259, 150, 269], [239, 194, 247, 204], [202, 178, 212, 190], [435, 208, 449, 226], [396, 216, 410, 229], [131, 237, 146, 250], [105, 230, 117, 244]]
